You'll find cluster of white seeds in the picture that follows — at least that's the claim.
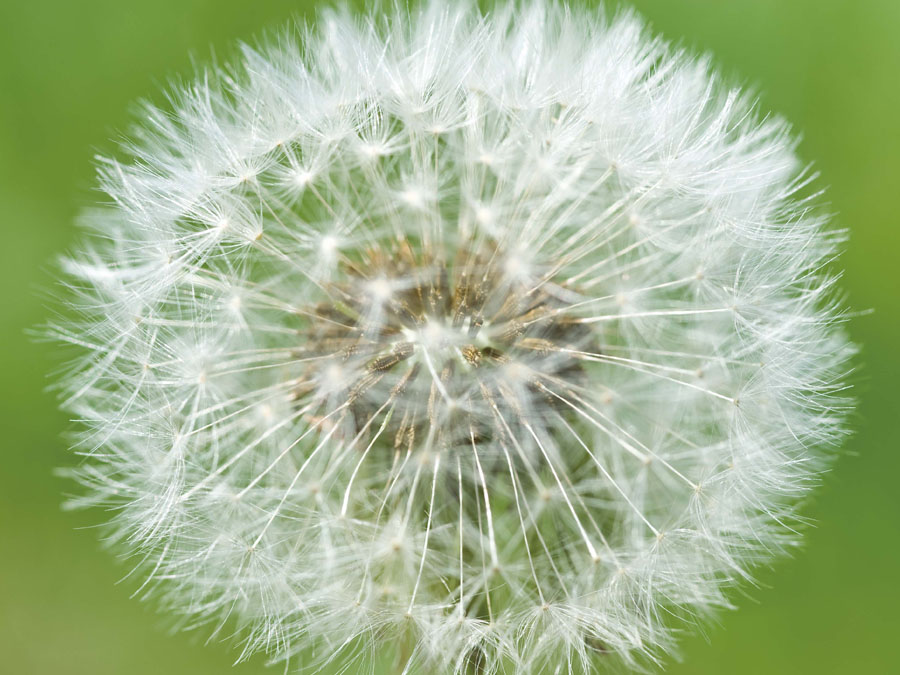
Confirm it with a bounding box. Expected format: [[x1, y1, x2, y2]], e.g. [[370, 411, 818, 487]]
[[53, 2, 853, 672]]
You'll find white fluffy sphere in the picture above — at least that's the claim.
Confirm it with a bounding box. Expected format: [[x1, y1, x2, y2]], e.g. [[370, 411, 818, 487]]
[[55, 2, 853, 672]]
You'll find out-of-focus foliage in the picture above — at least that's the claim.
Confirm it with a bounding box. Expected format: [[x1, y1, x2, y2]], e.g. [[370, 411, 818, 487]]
[[0, 1, 896, 673]]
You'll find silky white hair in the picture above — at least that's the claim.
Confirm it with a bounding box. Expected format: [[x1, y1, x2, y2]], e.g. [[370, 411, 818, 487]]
[[52, 2, 853, 672]]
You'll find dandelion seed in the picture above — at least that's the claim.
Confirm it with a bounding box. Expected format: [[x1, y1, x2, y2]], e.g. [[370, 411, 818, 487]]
[[53, 1, 854, 673]]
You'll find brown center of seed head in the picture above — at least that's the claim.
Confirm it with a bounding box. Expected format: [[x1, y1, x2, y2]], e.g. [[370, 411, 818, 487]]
[[296, 237, 594, 452]]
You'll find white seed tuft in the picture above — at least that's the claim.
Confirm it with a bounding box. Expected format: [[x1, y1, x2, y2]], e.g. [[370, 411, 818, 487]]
[[52, 1, 854, 673]]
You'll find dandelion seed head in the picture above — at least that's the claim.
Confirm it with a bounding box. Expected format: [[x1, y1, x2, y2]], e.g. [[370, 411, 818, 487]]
[[53, 1, 854, 672]]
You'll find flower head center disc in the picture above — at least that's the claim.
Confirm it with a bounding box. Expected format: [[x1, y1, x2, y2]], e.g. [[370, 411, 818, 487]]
[[299, 237, 592, 452]]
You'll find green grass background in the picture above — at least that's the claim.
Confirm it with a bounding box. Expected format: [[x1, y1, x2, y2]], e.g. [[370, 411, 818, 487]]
[[1, 1, 897, 673]]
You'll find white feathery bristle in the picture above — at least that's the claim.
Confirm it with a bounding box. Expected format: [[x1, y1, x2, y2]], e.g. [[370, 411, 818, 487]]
[[52, 1, 854, 672]]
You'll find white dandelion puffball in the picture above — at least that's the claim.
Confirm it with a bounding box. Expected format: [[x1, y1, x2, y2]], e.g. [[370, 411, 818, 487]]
[[55, 1, 854, 672]]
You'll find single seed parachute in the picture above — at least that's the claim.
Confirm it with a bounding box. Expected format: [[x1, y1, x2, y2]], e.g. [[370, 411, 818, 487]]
[[52, 1, 854, 672]]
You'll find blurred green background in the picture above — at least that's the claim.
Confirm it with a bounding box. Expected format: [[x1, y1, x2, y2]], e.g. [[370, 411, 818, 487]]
[[1, 1, 897, 673]]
